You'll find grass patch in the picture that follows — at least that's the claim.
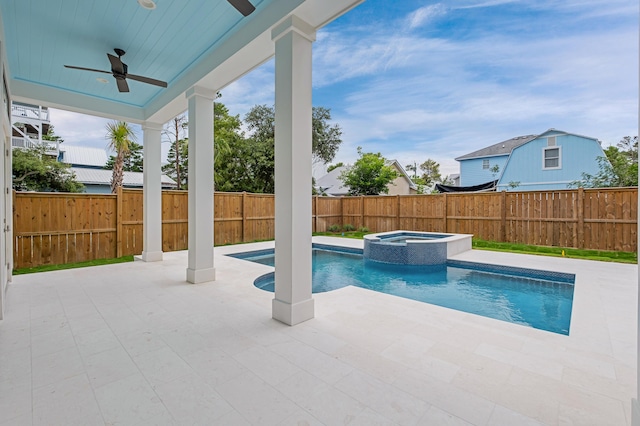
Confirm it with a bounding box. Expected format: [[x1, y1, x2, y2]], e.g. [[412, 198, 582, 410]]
[[13, 255, 135, 275], [472, 239, 636, 263], [313, 231, 369, 239]]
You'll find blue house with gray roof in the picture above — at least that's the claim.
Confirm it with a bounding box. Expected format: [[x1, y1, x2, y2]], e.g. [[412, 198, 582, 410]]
[[455, 129, 607, 191]]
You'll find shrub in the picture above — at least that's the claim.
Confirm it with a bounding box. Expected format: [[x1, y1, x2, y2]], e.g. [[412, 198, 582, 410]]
[[327, 224, 341, 232], [358, 226, 369, 233], [343, 224, 355, 231]]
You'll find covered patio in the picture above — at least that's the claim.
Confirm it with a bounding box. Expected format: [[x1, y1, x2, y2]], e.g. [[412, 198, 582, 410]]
[[0, 238, 636, 425], [0, 0, 637, 425]]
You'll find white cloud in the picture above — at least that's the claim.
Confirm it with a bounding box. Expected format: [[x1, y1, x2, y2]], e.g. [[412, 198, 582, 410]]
[[407, 4, 447, 29]]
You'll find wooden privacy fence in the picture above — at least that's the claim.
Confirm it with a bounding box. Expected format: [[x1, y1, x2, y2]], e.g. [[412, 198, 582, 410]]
[[13, 187, 637, 268]]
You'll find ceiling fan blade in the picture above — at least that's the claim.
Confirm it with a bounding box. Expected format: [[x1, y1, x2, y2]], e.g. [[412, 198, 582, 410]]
[[227, 0, 255, 16], [127, 73, 168, 88], [64, 65, 111, 74], [107, 53, 125, 75], [116, 78, 130, 93]]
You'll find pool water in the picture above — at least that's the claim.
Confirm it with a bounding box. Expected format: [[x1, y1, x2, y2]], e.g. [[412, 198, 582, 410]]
[[230, 248, 574, 335]]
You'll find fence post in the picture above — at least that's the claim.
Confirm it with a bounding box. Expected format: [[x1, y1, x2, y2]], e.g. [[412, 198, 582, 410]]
[[116, 186, 123, 258], [442, 193, 448, 233], [242, 192, 247, 243], [396, 195, 401, 229], [361, 196, 365, 230], [501, 190, 507, 242], [313, 195, 318, 233], [577, 187, 584, 249]]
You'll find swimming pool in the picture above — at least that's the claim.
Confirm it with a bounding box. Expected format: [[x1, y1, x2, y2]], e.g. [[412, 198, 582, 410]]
[[228, 246, 575, 335]]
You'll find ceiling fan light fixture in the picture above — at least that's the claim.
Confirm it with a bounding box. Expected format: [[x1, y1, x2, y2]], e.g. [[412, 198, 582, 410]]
[[137, 0, 156, 10], [96, 78, 109, 84]]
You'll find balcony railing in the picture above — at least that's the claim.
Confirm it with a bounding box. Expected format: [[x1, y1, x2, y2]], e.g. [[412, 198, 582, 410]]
[[12, 137, 57, 153], [11, 102, 50, 122]]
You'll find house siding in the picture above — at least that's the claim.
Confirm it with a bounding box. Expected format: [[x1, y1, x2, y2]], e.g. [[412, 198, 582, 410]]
[[497, 133, 605, 191], [459, 155, 508, 186]]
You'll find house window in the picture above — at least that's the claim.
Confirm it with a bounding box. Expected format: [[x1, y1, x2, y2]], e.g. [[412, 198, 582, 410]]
[[482, 159, 489, 169], [543, 147, 561, 169]]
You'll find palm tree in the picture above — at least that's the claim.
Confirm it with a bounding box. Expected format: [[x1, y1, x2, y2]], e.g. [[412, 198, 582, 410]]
[[106, 121, 136, 193]]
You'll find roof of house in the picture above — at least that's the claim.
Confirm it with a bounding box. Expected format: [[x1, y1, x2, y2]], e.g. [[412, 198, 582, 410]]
[[455, 135, 538, 161], [71, 167, 176, 188], [315, 166, 348, 196], [60, 145, 109, 167]]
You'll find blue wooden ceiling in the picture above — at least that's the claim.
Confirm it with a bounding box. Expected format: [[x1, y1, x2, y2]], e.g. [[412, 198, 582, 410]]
[[0, 0, 268, 108]]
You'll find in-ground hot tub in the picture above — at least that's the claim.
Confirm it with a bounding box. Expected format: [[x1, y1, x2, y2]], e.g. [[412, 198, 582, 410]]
[[363, 231, 472, 265]]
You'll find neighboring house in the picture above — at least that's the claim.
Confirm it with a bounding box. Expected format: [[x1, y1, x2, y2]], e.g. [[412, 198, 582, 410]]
[[58, 145, 177, 193], [455, 129, 607, 191], [448, 173, 460, 186], [316, 160, 417, 196]]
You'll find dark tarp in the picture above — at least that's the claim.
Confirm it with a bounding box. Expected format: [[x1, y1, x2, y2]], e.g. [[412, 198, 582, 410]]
[[435, 180, 498, 193]]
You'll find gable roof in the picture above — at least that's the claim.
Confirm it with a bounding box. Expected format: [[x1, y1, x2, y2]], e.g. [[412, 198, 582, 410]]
[[315, 166, 348, 196], [455, 135, 538, 161], [60, 145, 109, 168], [71, 167, 176, 188]]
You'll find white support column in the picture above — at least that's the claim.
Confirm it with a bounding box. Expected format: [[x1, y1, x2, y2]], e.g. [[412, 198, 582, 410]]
[[186, 86, 216, 284], [271, 16, 316, 326], [141, 122, 164, 262]]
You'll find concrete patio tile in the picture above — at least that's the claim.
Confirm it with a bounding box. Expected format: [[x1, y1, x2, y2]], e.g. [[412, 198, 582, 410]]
[[0, 325, 30, 355], [0, 347, 31, 383], [31, 346, 84, 389], [349, 407, 400, 426], [182, 346, 248, 388], [152, 373, 234, 424], [117, 328, 168, 358], [562, 366, 634, 401], [0, 375, 32, 425], [32, 374, 103, 426], [393, 368, 496, 426], [0, 412, 32, 426], [65, 312, 109, 336], [333, 344, 409, 384], [278, 370, 331, 406], [132, 346, 194, 387], [487, 405, 545, 426], [417, 406, 474, 426], [29, 312, 68, 337], [216, 371, 300, 425], [30, 326, 76, 358], [93, 373, 171, 426], [475, 342, 564, 380], [298, 386, 367, 425], [210, 409, 252, 426], [335, 369, 430, 426], [491, 367, 561, 425], [558, 384, 628, 426], [277, 409, 326, 426], [270, 339, 354, 385], [73, 326, 122, 358], [233, 345, 304, 386], [83, 346, 140, 389], [285, 321, 348, 355]]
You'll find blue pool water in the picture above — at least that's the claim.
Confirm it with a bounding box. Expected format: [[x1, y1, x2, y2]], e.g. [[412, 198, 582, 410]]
[[228, 246, 574, 335]]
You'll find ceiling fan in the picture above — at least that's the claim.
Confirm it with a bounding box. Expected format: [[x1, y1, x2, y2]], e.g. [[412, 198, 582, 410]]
[[64, 48, 167, 93], [227, 0, 255, 16]]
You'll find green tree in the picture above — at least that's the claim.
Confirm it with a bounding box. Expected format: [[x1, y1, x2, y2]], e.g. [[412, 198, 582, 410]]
[[162, 115, 188, 189], [339, 147, 398, 195], [570, 136, 638, 188], [419, 159, 442, 187], [215, 104, 342, 193], [326, 162, 344, 173], [162, 138, 188, 189], [105, 121, 136, 193], [312, 106, 343, 165], [105, 141, 143, 172], [12, 143, 83, 192]]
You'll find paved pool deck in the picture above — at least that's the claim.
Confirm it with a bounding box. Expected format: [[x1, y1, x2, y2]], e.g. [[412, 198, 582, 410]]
[[0, 236, 636, 425]]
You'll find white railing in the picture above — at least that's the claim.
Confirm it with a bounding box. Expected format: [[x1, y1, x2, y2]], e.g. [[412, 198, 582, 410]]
[[11, 137, 58, 153], [11, 102, 50, 122]]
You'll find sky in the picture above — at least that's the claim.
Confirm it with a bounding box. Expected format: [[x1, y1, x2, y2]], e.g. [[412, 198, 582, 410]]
[[50, 0, 639, 178]]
